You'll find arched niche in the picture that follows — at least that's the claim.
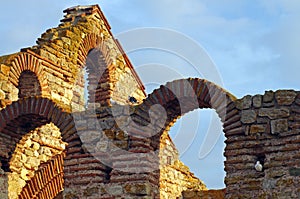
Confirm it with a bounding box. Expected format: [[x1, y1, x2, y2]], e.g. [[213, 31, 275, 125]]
[[8, 52, 48, 101], [18, 70, 42, 98]]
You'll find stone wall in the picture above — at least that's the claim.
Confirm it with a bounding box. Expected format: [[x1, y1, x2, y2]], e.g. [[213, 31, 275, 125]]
[[8, 123, 66, 199], [0, 6, 148, 197], [224, 90, 300, 198], [181, 189, 226, 199], [18, 153, 65, 199], [18, 70, 42, 98], [0, 55, 18, 108], [62, 103, 207, 198], [0, 97, 76, 198], [0, 5, 146, 113]]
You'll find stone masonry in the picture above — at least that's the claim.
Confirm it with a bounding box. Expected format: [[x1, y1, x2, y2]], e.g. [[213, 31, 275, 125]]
[[0, 4, 299, 199]]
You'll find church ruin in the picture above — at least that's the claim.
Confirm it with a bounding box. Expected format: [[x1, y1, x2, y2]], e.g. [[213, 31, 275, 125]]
[[0, 5, 299, 199]]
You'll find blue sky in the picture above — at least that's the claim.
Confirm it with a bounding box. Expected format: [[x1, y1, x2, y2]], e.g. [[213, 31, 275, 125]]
[[1, 0, 300, 189]]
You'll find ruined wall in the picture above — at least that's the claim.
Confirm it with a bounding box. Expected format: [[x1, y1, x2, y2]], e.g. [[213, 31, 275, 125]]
[[63, 105, 205, 198], [61, 103, 162, 198], [159, 131, 207, 199], [33, 5, 146, 108], [0, 5, 146, 113], [0, 55, 19, 108], [133, 78, 236, 198], [0, 122, 66, 199], [0, 4, 300, 199], [224, 90, 300, 198], [0, 6, 148, 198], [134, 78, 300, 198]]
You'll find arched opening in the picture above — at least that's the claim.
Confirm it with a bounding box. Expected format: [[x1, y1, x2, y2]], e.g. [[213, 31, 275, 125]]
[[82, 67, 89, 108], [0, 98, 77, 198], [73, 48, 109, 110], [0, 115, 50, 173], [135, 78, 235, 198], [159, 109, 226, 198], [84, 48, 108, 104], [173, 109, 226, 187], [0, 97, 76, 171], [18, 70, 41, 98]]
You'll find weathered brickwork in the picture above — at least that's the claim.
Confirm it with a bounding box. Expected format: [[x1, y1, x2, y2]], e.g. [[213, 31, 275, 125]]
[[0, 4, 299, 199], [224, 90, 300, 198], [0, 5, 145, 113]]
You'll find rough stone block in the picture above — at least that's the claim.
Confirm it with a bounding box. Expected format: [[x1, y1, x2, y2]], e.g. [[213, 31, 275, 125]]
[[124, 182, 151, 195], [115, 131, 128, 140], [80, 130, 101, 143], [0, 64, 10, 76], [262, 179, 276, 189], [236, 95, 252, 110], [0, 90, 5, 100], [275, 90, 297, 105], [258, 108, 290, 119], [0, 173, 8, 199], [106, 185, 123, 195], [250, 124, 266, 134], [241, 110, 257, 124], [253, 95, 262, 108], [271, 119, 288, 134], [263, 91, 274, 103]]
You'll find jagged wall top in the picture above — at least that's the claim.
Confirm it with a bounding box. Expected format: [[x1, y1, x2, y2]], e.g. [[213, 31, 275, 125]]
[[62, 5, 111, 30], [0, 4, 146, 111]]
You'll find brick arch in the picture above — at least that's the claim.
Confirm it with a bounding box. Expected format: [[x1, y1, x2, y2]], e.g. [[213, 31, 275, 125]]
[[75, 33, 118, 105], [77, 33, 114, 68], [8, 52, 48, 97], [18, 153, 65, 199], [135, 78, 237, 147], [0, 97, 76, 171]]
